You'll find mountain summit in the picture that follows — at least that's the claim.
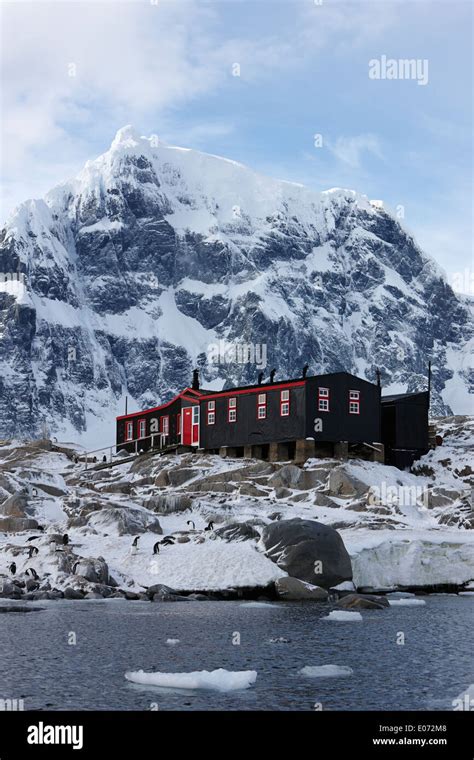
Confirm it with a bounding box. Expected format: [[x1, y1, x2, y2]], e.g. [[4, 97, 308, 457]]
[[0, 127, 472, 444]]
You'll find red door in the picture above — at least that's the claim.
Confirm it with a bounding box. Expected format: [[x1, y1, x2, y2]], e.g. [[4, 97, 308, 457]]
[[182, 406, 199, 446]]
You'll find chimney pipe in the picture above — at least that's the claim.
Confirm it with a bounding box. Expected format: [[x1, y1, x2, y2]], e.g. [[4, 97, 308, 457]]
[[192, 369, 200, 391], [125, 395, 128, 415], [376, 368, 381, 388], [269, 369, 276, 384], [258, 372, 264, 385], [302, 364, 309, 379]]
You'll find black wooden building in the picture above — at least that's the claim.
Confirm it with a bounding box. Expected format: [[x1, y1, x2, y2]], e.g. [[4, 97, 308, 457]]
[[381, 391, 429, 468], [116, 370, 383, 461]]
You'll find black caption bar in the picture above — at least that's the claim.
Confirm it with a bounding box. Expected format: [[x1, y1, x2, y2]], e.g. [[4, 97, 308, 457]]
[[0, 710, 472, 758]]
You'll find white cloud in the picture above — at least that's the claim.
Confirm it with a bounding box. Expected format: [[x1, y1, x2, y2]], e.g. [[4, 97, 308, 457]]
[[328, 134, 384, 169]]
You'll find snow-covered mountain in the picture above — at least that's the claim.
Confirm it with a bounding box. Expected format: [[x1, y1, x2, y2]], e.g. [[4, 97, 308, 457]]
[[0, 125, 472, 445]]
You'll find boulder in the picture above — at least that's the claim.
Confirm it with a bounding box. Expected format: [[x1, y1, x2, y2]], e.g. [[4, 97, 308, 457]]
[[0, 517, 38, 532], [268, 465, 301, 489], [335, 593, 389, 610], [275, 577, 328, 601], [98, 481, 132, 495], [329, 467, 368, 498], [0, 491, 28, 517], [146, 493, 192, 514], [72, 557, 109, 584], [167, 468, 199, 487], [275, 487, 292, 500], [261, 518, 352, 589], [85, 592, 104, 599], [214, 522, 260, 542], [64, 586, 85, 600], [147, 583, 186, 602], [0, 578, 18, 597], [86, 508, 162, 536]]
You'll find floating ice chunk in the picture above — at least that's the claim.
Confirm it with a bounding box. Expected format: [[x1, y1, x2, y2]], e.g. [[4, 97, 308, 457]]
[[165, 639, 180, 645], [240, 602, 283, 608], [125, 668, 257, 691], [458, 592, 474, 597], [386, 591, 415, 599], [322, 611, 363, 622], [269, 637, 290, 643], [299, 665, 353, 678], [388, 598, 426, 606]]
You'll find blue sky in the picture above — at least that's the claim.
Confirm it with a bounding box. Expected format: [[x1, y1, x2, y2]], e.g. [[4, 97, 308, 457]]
[[1, 0, 472, 291]]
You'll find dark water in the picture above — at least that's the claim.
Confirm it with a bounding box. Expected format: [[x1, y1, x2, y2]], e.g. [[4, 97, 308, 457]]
[[1, 596, 473, 711]]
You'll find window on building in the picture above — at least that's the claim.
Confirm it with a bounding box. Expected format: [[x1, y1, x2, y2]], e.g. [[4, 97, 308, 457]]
[[207, 411, 215, 425], [138, 419, 146, 439], [208, 400, 215, 411], [318, 387, 330, 412], [228, 398, 237, 422], [257, 393, 266, 419], [125, 421, 134, 441], [193, 407, 199, 424], [349, 390, 360, 414], [161, 415, 169, 435], [280, 389, 290, 416]]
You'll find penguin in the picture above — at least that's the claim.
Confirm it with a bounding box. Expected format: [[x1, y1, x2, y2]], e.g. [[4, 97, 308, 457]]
[[9, 562, 16, 575], [28, 546, 39, 558], [62, 534, 69, 546], [72, 560, 80, 574], [26, 568, 39, 580], [204, 521, 214, 532], [132, 536, 140, 547], [153, 542, 160, 555], [186, 520, 196, 530], [37, 525, 45, 532], [26, 536, 38, 542], [161, 536, 175, 546]]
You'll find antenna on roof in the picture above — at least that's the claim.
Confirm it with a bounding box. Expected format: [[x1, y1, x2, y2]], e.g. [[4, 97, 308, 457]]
[[302, 364, 309, 379], [427, 361, 431, 410], [258, 372, 264, 385], [376, 368, 381, 388], [125, 395, 128, 415], [192, 369, 200, 391], [269, 369, 276, 384]]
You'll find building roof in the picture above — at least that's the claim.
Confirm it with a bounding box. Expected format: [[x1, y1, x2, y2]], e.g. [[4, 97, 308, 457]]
[[381, 391, 429, 403]]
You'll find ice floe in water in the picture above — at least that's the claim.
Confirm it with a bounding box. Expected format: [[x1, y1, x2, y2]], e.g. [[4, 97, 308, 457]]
[[269, 636, 290, 643], [299, 665, 353, 678], [240, 602, 283, 609], [388, 598, 426, 606], [322, 611, 363, 622], [165, 639, 180, 645], [125, 668, 257, 691]]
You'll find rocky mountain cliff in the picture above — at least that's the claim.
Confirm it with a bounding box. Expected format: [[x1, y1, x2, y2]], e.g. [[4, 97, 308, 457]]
[[0, 126, 472, 445]]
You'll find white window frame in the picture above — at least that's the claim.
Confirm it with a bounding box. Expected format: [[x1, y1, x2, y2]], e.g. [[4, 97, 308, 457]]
[[280, 401, 290, 417], [258, 393, 266, 405], [349, 390, 360, 400], [208, 400, 215, 411], [207, 411, 215, 425], [318, 387, 329, 398], [318, 398, 329, 412], [280, 389, 289, 402], [257, 405, 266, 419], [138, 419, 146, 439], [228, 397, 237, 408], [349, 400, 360, 415], [125, 421, 134, 441], [228, 408, 237, 423]]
